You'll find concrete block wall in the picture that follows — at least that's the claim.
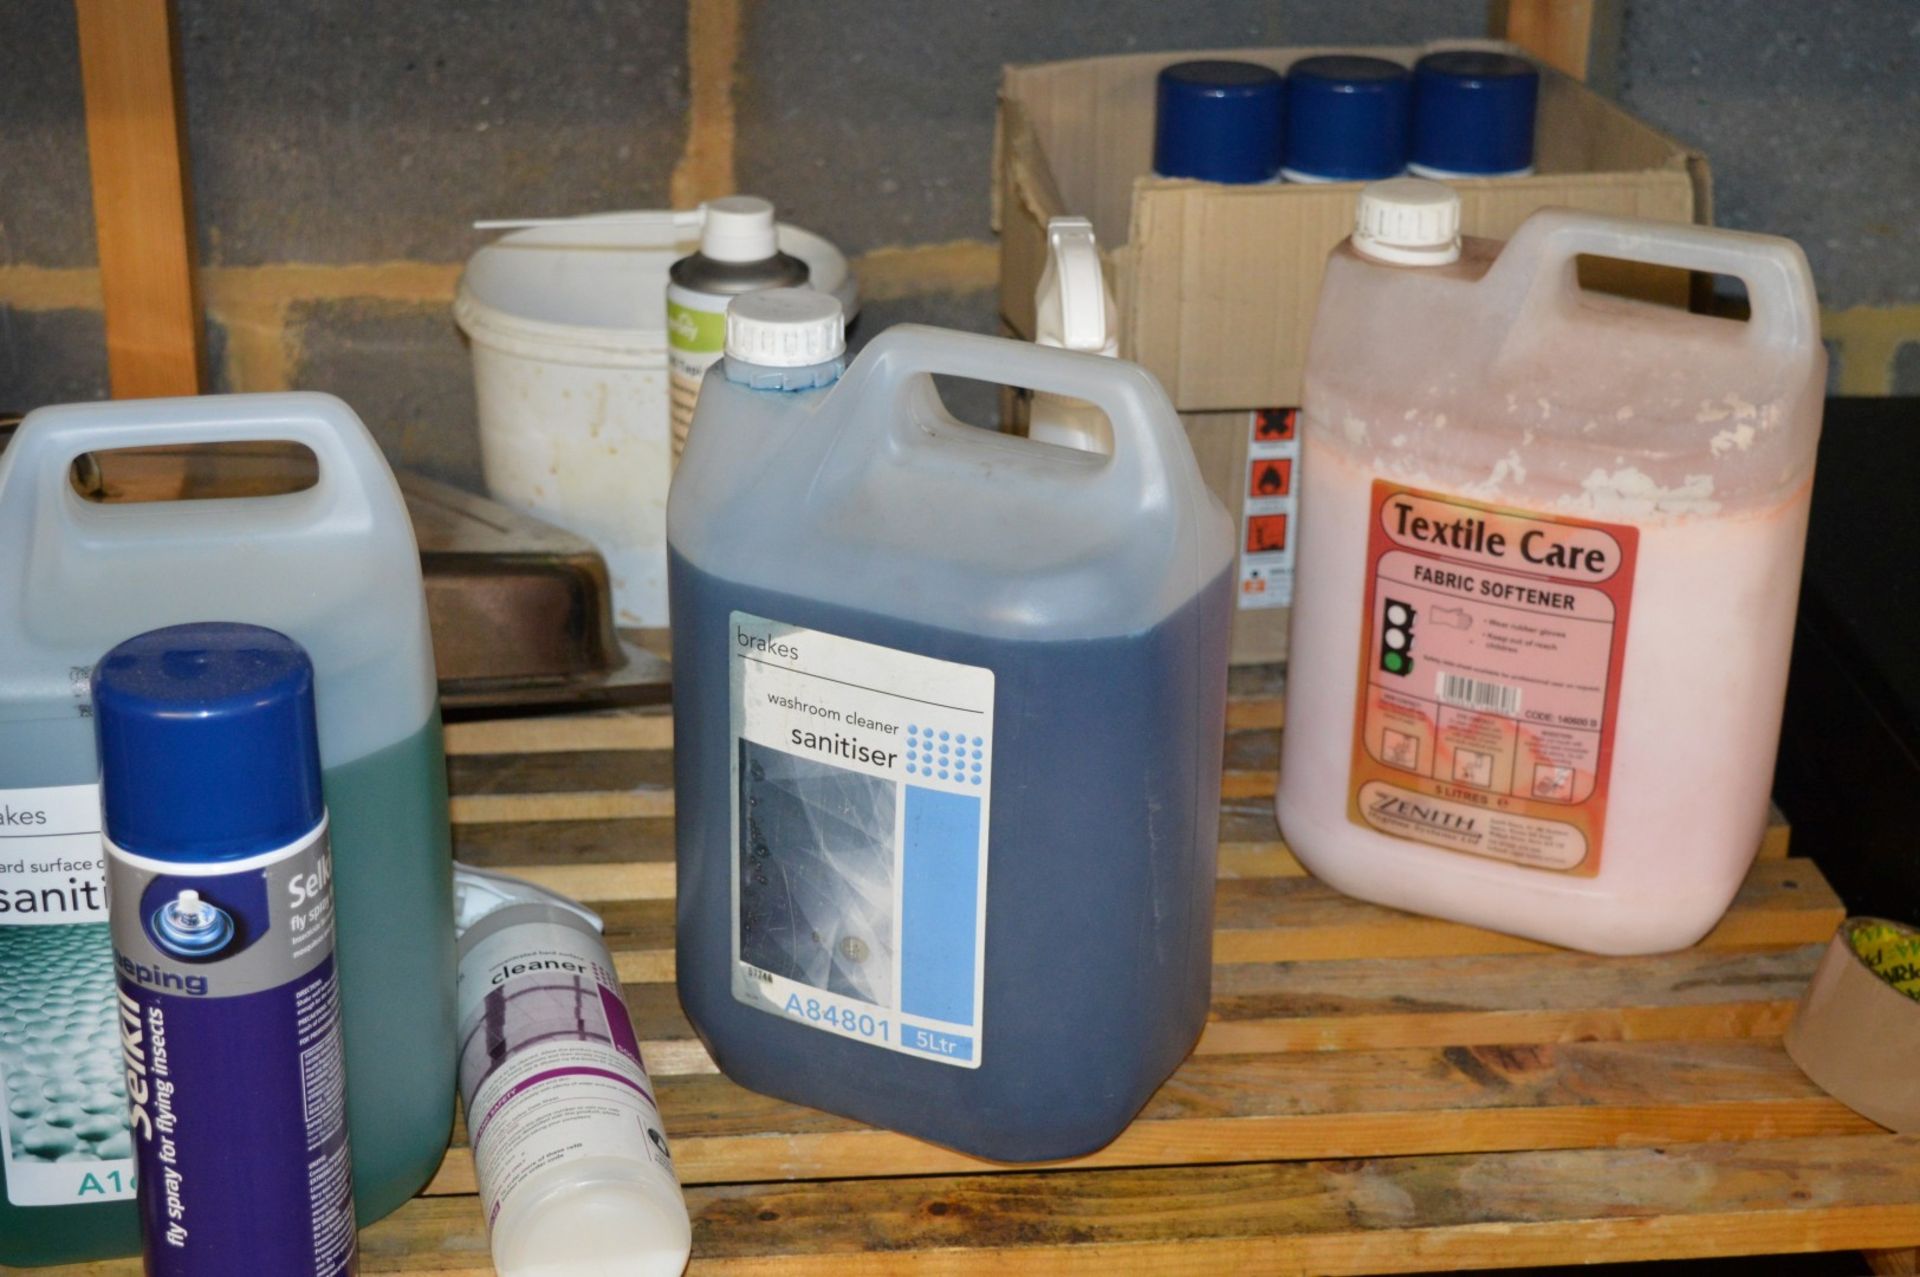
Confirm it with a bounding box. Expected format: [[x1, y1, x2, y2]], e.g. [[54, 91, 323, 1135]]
[[1614, 0, 1920, 395], [0, 0, 1915, 486]]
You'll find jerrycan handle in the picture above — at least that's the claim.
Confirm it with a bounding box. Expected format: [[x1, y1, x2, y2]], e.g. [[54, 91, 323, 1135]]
[[1498, 210, 1818, 354], [839, 325, 1195, 510], [0, 392, 389, 538]]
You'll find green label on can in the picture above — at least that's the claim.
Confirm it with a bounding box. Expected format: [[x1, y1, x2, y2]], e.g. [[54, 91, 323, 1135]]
[[668, 300, 727, 355]]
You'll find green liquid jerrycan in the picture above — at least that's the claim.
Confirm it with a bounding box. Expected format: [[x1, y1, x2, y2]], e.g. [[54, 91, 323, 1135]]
[[0, 393, 455, 1266]]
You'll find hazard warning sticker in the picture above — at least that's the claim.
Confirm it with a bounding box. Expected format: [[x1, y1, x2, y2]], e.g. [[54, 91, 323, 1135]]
[[1239, 409, 1298, 610]]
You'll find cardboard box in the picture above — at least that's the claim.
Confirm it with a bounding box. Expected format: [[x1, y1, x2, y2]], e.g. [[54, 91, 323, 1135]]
[[995, 45, 1710, 663]]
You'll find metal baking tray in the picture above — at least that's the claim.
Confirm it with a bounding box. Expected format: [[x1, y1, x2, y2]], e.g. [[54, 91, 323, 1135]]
[[401, 472, 670, 711]]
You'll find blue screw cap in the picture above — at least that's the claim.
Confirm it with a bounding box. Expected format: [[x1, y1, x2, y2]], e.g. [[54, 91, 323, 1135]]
[[1154, 60, 1285, 184], [1282, 55, 1412, 183], [93, 623, 325, 861], [1411, 51, 1539, 177]]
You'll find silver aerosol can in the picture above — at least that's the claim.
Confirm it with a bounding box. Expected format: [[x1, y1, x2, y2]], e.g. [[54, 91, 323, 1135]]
[[667, 195, 810, 458]]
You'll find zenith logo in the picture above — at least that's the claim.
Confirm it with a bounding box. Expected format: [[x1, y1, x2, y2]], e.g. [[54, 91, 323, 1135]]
[[1370, 792, 1479, 837]]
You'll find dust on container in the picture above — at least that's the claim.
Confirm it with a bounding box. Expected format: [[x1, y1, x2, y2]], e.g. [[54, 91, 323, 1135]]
[[667, 290, 1235, 1160], [1275, 178, 1824, 955], [0, 393, 454, 1267]]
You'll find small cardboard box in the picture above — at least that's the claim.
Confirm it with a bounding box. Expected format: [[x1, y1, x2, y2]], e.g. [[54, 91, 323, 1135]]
[[995, 45, 1710, 663]]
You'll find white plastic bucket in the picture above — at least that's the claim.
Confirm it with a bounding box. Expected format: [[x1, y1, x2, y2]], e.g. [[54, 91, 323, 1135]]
[[454, 212, 857, 626]]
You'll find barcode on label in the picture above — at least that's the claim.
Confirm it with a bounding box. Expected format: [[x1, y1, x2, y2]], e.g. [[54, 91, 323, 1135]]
[[1437, 672, 1522, 717]]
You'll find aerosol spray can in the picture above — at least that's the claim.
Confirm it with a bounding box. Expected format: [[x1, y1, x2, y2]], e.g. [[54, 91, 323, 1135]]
[[96, 623, 355, 1276], [667, 195, 810, 458]]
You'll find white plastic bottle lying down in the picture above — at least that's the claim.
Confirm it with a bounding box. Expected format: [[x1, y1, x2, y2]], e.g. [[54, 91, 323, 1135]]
[[457, 899, 691, 1276]]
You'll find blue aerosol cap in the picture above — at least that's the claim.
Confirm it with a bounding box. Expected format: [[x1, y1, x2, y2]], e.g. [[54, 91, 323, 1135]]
[[1282, 55, 1412, 183], [1153, 60, 1285, 184], [1411, 51, 1540, 178], [93, 622, 324, 861]]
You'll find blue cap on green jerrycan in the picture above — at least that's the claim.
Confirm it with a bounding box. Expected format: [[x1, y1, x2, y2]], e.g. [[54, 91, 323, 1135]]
[[1282, 55, 1412, 182], [1153, 60, 1284, 183], [1411, 50, 1539, 177], [93, 622, 323, 860]]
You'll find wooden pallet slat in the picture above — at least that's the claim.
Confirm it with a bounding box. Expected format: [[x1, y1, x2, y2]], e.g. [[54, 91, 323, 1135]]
[[450, 806, 1789, 903], [22, 670, 1883, 1275], [452, 814, 676, 868], [456, 815, 1789, 903], [416, 1036, 1858, 1198], [1209, 858, 1841, 964], [415, 1036, 1874, 1196], [448, 787, 673, 824], [345, 1135, 1920, 1276], [601, 942, 1824, 1082], [445, 709, 673, 756], [443, 717, 1791, 868], [687, 1134, 1920, 1275], [582, 855, 1843, 988], [489, 942, 1811, 1103], [1195, 943, 1821, 1054]]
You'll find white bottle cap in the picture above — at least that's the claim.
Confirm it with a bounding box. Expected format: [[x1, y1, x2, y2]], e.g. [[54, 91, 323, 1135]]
[[1352, 177, 1462, 266], [700, 195, 780, 264], [725, 288, 845, 366]]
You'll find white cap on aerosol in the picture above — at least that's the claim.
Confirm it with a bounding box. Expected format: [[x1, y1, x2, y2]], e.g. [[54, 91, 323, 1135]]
[[1351, 177, 1462, 266], [725, 288, 846, 366], [699, 195, 781, 263]]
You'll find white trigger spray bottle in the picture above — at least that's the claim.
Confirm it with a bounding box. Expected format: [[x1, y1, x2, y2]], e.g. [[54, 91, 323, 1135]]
[[1029, 216, 1119, 453]]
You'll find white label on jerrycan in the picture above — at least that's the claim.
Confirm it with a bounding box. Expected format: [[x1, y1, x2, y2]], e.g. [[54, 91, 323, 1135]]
[[0, 783, 137, 1207], [728, 612, 993, 1068]]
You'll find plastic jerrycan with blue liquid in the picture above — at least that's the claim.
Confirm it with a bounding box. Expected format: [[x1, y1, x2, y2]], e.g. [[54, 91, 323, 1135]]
[[0, 393, 455, 1266], [669, 292, 1235, 1161]]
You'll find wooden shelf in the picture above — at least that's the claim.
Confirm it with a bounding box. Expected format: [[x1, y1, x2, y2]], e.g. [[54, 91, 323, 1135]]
[[32, 673, 1916, 1274]]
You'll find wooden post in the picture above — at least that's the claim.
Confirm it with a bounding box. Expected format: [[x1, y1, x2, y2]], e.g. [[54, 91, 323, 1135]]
[[74, 0, 204, 398], [1492, 0, 1600, 81]]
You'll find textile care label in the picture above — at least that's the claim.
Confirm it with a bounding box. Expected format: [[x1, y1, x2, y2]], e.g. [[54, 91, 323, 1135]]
[[728, 612, 994, 1067], [1348, 482, 1638, 875]]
